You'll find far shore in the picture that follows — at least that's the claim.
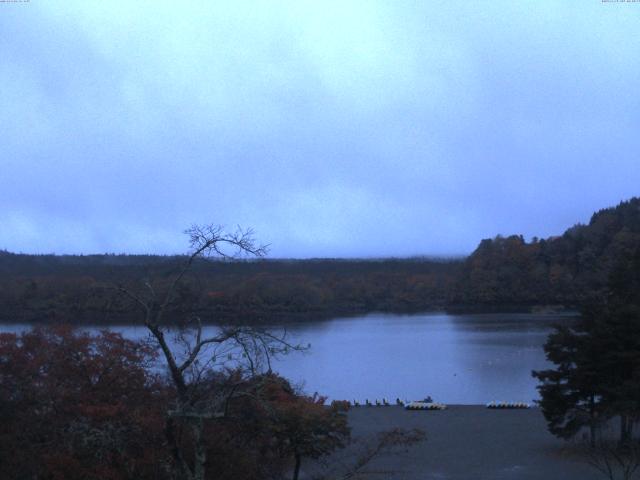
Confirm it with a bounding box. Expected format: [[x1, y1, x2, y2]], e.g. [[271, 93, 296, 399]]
[[0, 305, 580, 328]]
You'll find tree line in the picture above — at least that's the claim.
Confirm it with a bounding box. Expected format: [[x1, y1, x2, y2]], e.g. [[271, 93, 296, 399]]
[[2, 197, 639, 325], [0, 253, 460, 325]]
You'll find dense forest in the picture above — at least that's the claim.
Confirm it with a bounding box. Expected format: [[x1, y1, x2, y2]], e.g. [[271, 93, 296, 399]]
[[1, 197, 638, 324], [453, 197, 640, 309], [0, 254, 460, 324]]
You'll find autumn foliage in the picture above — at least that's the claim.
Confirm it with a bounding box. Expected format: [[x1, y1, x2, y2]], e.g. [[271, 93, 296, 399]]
[[0, 326, 167, 479], [0, 327, 350, 480]]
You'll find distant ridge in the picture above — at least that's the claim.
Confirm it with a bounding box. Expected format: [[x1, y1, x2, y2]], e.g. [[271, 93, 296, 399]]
[[0, 197, 638, 324]]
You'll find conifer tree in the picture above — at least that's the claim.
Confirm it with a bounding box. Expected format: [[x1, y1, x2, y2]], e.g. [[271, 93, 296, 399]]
[[534, 242, 640, 445]]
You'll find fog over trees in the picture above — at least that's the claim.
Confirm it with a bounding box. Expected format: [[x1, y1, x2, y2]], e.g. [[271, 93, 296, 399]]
[[1, 198, 639, 325]]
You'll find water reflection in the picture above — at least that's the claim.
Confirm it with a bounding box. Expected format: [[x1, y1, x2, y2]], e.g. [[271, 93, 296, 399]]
[[0, 312, 576, 404], [270, 312, 576, 404]]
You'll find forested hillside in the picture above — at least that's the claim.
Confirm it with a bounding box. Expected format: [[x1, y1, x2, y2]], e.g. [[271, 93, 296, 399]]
[[0, 253, 460, 324], [1, 197, 638, 324], [453, 197, 640, 308]]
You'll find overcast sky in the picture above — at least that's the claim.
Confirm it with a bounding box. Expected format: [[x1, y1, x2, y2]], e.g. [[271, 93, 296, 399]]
[[1, 1, 639, 257]]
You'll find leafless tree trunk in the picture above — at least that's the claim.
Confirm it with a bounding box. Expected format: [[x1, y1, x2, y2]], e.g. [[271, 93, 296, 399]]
[[116, 225, 302, 480], [310, 428, 426, 480]]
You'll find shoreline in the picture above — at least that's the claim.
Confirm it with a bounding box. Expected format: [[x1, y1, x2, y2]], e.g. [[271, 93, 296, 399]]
[[0, 306, 579, 328]]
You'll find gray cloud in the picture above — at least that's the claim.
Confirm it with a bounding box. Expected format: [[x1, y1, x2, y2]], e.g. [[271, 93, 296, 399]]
[[1, 1, 639, 257]]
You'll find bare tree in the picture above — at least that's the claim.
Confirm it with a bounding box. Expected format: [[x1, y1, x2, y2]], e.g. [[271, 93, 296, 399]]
[[584, 439, 640, 480], [116, 225, 302, 480], [309, 428, 426, 480]]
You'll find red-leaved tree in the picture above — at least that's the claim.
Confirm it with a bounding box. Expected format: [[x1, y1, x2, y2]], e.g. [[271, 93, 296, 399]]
[[0, 326, 169, 480]]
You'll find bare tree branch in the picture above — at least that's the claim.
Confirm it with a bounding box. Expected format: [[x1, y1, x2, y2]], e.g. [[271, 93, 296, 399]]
[[110, 224, 300, 480], [583, 438, 640, 480]]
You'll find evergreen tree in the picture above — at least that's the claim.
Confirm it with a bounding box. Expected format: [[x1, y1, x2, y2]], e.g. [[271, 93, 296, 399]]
[[533, 320, 606, 446], [534, 241, 640, 445], [592, 243, 640, 444]]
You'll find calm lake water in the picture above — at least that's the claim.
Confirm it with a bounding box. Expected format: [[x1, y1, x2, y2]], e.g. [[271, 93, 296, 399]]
[[1, 312, 576, 404]]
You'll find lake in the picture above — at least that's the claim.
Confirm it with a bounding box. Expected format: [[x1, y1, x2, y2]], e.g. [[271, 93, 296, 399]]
[[0, 312, 575, 404]]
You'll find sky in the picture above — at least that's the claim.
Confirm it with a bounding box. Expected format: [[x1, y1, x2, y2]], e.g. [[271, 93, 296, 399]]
[[1, 1, 639, 258]]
